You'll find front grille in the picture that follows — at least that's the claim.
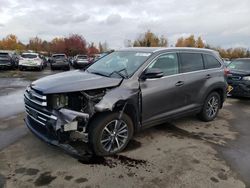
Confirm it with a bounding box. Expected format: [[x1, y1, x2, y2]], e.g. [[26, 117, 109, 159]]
[[24, 87, 47, 106], [25, 104, 57, 126], [24, 86, 57, 127]]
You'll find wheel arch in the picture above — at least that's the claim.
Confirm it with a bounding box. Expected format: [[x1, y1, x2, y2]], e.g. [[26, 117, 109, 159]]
[[203, 86, 226, 109]]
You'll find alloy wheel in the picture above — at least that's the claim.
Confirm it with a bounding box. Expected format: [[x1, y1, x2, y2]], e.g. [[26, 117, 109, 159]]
[[206, 96, 219, 118], [100, 119, 129, 153]]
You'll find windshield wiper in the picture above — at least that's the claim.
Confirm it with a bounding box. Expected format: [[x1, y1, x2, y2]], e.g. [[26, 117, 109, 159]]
[[89, 71, 108, 77], [109, 68, 129, 79]]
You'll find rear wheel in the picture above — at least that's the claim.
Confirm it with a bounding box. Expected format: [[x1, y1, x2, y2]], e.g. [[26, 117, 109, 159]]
[[198, 92, 221, 122], [89, 112, 134, 156], [65, 66, 70, 71], [38, 65, 43, 71]]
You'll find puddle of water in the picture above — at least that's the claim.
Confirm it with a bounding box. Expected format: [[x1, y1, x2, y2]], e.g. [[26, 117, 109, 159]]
[[0, 89, 25, 119], [0, 126, 28, 150], [0, 78, 29, 92]]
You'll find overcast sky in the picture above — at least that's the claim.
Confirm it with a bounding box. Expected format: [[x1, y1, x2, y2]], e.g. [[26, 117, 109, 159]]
[[0, 0, 249, 49]]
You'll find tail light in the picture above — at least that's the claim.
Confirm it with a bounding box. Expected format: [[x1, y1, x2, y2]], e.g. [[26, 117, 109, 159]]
[[224, 68, 230, 76]]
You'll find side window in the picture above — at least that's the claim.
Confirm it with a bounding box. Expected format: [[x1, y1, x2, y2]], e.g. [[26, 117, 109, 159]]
[[203, 54, 221, 69], [179, 53, 204, 73], [148, 53, 179, 76]]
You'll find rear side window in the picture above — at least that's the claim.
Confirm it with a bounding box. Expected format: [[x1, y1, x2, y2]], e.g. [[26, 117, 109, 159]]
[[203, 54, 221, 69], [179, 53, 204, 73]]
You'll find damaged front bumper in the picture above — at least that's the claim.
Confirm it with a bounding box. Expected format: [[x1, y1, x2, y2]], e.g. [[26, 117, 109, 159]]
[[24, 94, 92, 154], [228, 81, 250, 97], [24, 106, 93, 158], [25, 116, 90, 158]]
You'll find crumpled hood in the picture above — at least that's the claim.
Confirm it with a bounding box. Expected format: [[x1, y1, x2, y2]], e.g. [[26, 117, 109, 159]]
[[229, 69, 250, 77], [31, 70, 122, 94]]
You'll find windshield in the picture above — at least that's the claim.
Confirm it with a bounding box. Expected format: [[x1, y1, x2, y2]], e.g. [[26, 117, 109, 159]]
[[21, 54, 38, 59], [87, 51, 151, 78], [53, 55, 66, 59], [228, 59, 250, 71]]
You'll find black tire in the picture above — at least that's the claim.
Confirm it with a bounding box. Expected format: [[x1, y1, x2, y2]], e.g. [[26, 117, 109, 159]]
[[51, 66, 54, 71], [38, 66, 43, 71], [198, 92, 221, 122], [89, 112, 134, 156], [19, 66, 23, 71]]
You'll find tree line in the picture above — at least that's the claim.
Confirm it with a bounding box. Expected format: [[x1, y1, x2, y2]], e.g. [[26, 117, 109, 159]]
[[0, 34, 108, 56], [1, 31, 249, 59], [127, 30, 250, 59]]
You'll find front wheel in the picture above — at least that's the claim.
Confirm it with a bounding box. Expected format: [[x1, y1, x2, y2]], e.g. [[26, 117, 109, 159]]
[[89, 112, 134, 156], [198, 92, 221, 122]]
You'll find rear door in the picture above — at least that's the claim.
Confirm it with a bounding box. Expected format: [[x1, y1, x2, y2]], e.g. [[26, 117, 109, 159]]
[[177, 52, 207, 108]]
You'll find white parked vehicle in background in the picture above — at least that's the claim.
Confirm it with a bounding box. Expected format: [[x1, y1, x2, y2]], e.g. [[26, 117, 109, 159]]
[[19, 53, 44, 71]]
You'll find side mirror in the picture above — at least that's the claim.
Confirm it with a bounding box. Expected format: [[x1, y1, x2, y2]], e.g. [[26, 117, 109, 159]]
[[142, 68, 164, 79]]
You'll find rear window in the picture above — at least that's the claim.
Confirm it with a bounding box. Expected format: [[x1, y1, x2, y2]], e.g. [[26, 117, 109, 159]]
[[21, 54, 38, 59], [203, 54, 221, 69], [179, 53, 204, 73], [78, 55, 87, 59], [53, 55, 66, 59], [0, 53, 9, 58]]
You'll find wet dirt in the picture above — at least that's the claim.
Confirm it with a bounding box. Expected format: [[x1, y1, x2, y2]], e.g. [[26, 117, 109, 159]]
[[153, 123, 207, 141], [15, 167, 39, 176], [34, 172, 57, 187], [64, 175, 73, 181], [75, 177, 88, 183], [78, 154, 147, 169], [0, 174, 6, 188], [0, 113, 27, 150], [124, 139, 142, 152], [216, 97, 250, 186]]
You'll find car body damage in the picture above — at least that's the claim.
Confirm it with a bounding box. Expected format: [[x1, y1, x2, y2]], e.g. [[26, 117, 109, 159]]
[[25, 75, 141, 158], [24, 47, 227, 157], [227, 58, 250, 97], [53, 82, 141, 143], [24, 69, 141, 158]]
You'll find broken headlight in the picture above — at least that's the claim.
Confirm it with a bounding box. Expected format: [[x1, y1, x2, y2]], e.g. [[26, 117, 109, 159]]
[[52, 94, 68, 109]]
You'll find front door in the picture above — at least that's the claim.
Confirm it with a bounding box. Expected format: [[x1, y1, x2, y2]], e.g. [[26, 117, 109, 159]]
[[140, 53, 185, 125]]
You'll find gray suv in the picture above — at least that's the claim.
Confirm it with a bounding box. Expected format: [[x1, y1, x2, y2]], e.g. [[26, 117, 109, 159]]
[[24, 47, 227, 156]]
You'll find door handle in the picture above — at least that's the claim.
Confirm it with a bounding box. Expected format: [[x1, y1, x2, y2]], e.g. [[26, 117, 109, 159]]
[[175, 81, 184, 87], [206, 74, 211, 79]]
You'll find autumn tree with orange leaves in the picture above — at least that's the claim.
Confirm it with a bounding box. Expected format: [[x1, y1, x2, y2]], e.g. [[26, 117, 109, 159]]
[[133, 30, 168, 47], [175, 35, 204, 48], [0, 34, 25, 51]]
